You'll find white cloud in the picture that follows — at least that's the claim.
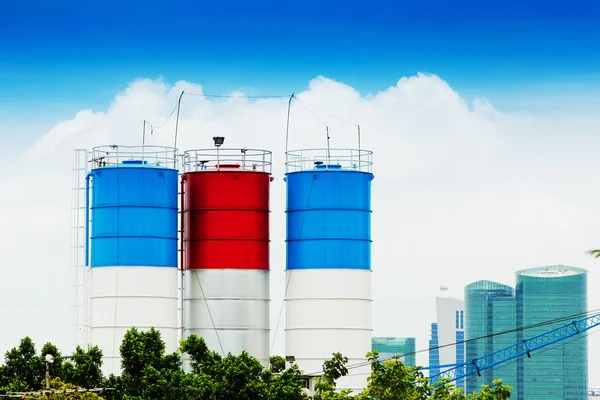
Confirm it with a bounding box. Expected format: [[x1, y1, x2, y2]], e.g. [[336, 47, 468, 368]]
[[6, 73, 600, 386]]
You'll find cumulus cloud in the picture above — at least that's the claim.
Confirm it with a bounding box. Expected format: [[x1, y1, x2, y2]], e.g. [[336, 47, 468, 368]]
[[5, 73, 600, 384]]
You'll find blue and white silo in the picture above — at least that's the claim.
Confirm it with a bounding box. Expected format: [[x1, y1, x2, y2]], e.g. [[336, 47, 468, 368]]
[[87, 145, 179, 375], [285, 148, 374, 391]]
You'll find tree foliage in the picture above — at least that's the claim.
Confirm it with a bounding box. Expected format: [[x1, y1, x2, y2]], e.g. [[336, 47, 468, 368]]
[[0, 333, 512, 400], [313, 351, 512, 400]]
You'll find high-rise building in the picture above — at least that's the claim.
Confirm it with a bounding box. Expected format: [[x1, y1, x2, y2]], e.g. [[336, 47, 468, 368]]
[[428, 297, 466, 392], [516, 265, 588, 400], [463, 266, 588, 400], [464, 280, 517, 396], [372, 337, 416, 367]]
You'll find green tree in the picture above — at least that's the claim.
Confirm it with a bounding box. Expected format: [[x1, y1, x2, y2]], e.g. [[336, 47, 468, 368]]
[[269, 355, 286, 373], [2, 337, 44, 391], [115, 327, 180, 398], [314, 351, 512, 400], [62, 345, 104, 389]]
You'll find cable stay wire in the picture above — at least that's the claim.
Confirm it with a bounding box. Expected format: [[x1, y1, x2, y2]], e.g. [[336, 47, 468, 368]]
[[292, 95, 359, 127], [269, 175, 317, 364], [291, 95, 362, 151], [303, 308, 600, 377], [292, 96, 329, 126], [194, 272, 226, 357], [142, 97, 181, 145]]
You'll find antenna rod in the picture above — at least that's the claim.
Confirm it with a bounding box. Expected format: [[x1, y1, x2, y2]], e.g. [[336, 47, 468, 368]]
[[173, 90, 185, 149], [142, 120, 147, 146], [326, 125, 331, 164], [357, 124, 361, 167], [285, 93, 294, 154]]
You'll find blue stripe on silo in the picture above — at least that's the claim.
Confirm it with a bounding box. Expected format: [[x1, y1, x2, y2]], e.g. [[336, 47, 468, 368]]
[[90, 163, 178, 267], [286, 170, 373, 270]]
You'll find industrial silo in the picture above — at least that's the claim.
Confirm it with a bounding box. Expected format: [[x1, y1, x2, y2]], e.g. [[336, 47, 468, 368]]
[[87, 145, 179, 376], [182, 140, 272, 365], [285, 148, 374, 391]]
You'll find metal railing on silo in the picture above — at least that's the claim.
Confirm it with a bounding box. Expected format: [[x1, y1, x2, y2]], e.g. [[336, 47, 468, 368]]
[[285, 148, 373, 173], [91, 145, 178, 170]]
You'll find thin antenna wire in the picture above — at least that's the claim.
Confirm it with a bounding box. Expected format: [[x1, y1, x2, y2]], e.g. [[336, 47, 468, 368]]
[[293, 96, 359, 127], [285, 93, 294, 154], [293, 96, 328, 126], [173, 90, 185, 149], [142, 96, 179, 145]]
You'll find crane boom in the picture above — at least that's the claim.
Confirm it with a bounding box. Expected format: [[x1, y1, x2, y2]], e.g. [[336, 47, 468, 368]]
[[430, 313, 600, 384]]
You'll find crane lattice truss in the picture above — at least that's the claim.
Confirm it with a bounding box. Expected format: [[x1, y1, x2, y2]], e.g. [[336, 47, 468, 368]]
[[429, 313, 600, 384]]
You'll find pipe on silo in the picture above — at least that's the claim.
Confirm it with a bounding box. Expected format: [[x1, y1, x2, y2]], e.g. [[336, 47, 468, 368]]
[[85, 172, 94, 267]]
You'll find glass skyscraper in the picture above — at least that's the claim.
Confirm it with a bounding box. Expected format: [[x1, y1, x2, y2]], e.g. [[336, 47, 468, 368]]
[[372, 337, 416, 367], [428, 297, 465, 392], [516, 265, 588, 400], [464, 280, 517, 396]]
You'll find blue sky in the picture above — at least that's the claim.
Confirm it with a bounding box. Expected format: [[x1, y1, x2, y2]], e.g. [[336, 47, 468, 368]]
[[1, 0, 599, 125]]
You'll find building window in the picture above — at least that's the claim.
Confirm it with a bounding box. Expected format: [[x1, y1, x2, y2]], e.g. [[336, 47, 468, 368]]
[[456, 311, 459, 329]]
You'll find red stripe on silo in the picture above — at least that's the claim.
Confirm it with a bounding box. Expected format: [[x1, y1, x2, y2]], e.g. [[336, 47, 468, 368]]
[[182, 171, 270, 270]]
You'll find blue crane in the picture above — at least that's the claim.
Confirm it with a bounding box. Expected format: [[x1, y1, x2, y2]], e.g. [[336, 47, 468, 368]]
[[428, 312, 600, 384]]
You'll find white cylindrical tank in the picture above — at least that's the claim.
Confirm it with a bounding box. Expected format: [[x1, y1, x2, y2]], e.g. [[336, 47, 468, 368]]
[[285, 149, 374, 391], [87, 146, 179, 376], [181, 149, 272, 365]]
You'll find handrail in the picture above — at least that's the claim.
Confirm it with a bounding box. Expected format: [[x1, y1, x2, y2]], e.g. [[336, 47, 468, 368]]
[[286, 148, 373, 173], [91, 145, 178, 170], [182, 148, 272, 173]]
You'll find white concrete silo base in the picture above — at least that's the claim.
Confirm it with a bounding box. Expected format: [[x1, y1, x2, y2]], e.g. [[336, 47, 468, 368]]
[[90, 267, 178, 376], [285, 269, 372, 392], [183, 269, 270, 366]]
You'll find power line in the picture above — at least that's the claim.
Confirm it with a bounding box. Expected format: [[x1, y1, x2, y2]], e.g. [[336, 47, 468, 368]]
[[303, 308, 600, 377], [457, 327, 600, 390], [184, 92, 290, 99]]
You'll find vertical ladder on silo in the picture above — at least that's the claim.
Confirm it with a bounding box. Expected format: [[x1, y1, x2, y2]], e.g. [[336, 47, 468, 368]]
[[177, 160, 185, 347], [70, 149, 92, 349]]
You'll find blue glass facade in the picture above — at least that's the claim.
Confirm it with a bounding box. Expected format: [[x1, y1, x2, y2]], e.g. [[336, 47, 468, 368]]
[[286, 169, 373, 270], [429, 323, 440, 377], [455, 330, 465, 390], [464, 280, 517, 396], [89, 161, 179, 267], [372, 337, 416, 367], [465, 267, 588, 399], [516, 266, 588, 400]]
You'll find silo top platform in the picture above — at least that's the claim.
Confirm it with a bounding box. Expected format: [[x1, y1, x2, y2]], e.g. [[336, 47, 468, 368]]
[[182, 148, 272, 173], [91, 145, 178, 170], [286, 148, 372, 174]]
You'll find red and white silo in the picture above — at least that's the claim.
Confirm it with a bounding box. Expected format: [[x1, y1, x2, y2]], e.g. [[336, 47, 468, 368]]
[[181, 144, 272, 364]]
